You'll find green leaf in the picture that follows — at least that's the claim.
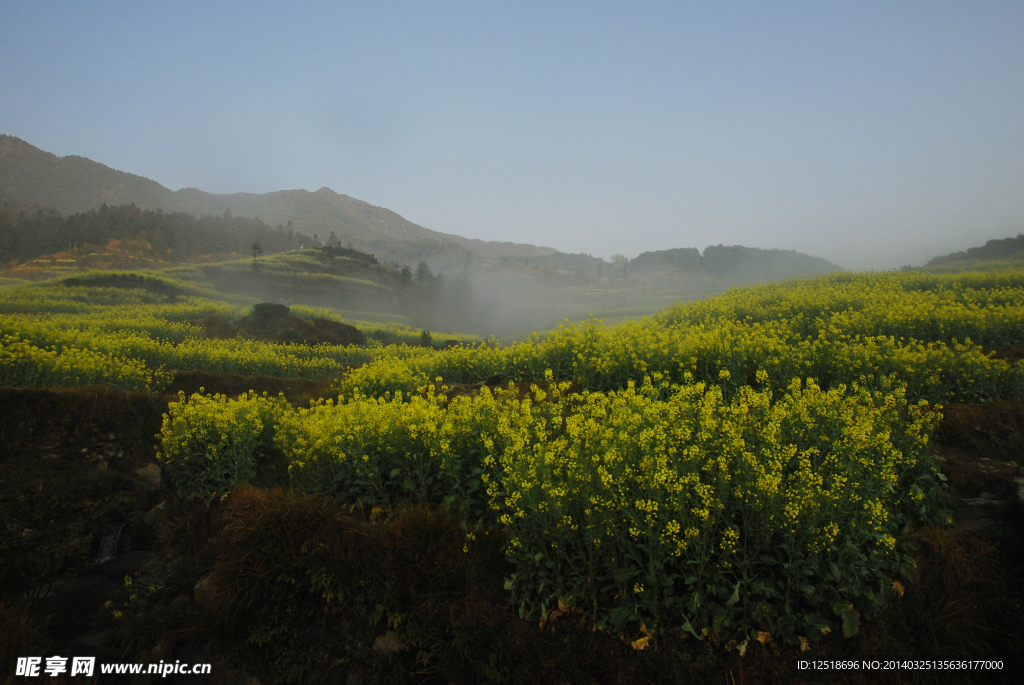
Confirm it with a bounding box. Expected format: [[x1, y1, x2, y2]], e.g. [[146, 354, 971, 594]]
[[805, 613, 832, 636], [841, 608, 860, 638], [726, 582, 741, 606]]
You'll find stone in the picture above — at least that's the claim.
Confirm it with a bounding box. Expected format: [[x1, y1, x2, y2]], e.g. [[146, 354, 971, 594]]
[[949, 518, 997, 537], [151, 643, 168, 662], [134, 464, 163, 490], [143, 502, 166, 529], [194, 574, 217, 606]]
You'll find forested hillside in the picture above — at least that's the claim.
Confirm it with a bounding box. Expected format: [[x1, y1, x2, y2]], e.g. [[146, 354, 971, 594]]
[[629, 244, 841, 280], [927, 233, 1024, 267], [0, 135, 536, 269], [0, 202, 310, 265]]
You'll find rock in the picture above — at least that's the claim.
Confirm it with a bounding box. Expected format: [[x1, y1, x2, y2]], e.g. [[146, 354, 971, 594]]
[[143, 502, 166, 529], [372, 630, 406, 654], [135, 464, 163, 490], [955, 507, 993, 521], [151, 642, 168, 662], [949, 518, 997, 537], [194, 574, 217, 607]]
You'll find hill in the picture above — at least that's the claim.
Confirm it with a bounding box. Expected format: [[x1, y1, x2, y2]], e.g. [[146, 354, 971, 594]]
[[629, 244, 841, 281], [924, 233, 1024, 271], [1, 135, 847, 336], [0, 135, 552, 270]]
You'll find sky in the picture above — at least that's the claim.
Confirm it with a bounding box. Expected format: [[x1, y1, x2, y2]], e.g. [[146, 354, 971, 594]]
[[1, 0, 1022, 269]]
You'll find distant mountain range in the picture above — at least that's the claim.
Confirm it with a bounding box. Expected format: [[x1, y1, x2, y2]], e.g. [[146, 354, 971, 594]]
[[0, 134, 841, 280]]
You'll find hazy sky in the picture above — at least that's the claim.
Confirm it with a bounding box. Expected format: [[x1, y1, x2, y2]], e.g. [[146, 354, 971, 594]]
[[2, 1, 1022, 269]]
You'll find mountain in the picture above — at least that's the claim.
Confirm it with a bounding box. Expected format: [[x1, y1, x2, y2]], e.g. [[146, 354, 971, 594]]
[[0, 135, 552, 269], [0, 135, 842, 284]]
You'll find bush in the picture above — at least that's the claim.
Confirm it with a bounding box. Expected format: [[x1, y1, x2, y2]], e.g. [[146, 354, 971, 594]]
[[486, 374, 940, 645], [157, 391, 289, 501]]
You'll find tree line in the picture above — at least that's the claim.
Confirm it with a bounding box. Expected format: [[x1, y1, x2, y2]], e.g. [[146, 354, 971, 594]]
[[0, 203, 314, 265]]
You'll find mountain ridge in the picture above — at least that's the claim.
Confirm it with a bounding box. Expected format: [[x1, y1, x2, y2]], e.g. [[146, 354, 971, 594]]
[[0, 134, 842, 277], [0, 135, 556, 265]]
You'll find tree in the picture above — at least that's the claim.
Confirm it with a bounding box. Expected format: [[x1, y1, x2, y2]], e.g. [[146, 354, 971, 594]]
[[251, 242, 264, 281], [400, 265, 412, 284], [416, 260, 432, 284], [612, 253, 629, 278]]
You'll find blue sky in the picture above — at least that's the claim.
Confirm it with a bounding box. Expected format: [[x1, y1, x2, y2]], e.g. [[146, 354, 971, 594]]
[[2, 1, 1022, 268]]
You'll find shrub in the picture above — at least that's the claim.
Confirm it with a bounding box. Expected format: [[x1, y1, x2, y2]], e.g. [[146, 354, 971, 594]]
[[157, 391, 289, 501], [486, 374, 940, 645]]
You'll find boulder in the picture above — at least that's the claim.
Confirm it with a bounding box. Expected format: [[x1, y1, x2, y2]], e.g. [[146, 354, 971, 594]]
[[143, 501, 166, 529], [194, 574, 217, 606], [134, 464, 163, 490]]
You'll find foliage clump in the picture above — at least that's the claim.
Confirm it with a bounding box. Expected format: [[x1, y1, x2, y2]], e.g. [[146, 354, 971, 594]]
[[157, 370, 944, 648], [158, 390, 289, 501]]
